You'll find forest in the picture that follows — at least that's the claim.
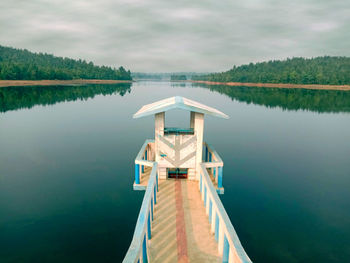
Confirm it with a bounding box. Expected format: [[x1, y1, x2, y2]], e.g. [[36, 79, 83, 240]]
[[132, 72, 204, 80], [0, 45, 132, 80], [192, 56, 350, 85], [171, 74, 187, 81]]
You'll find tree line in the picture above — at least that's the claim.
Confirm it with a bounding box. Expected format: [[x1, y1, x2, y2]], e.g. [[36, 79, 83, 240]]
[[192, 56, 350, 85], [171, 74, 187, 81], [0, 45, 132, 80]]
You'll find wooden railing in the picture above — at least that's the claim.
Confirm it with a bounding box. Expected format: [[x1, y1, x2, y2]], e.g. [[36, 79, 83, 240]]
[[203, 142, 224, 193], [126, 139, 251, 262], [123, 145, 158, 263], [134, 139, 154, 189], [199, 163, 252, 263]]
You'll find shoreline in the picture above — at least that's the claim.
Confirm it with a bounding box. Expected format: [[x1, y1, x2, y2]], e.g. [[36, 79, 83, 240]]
[[190, 80, 350, 91], [0, 79, 132, 88]]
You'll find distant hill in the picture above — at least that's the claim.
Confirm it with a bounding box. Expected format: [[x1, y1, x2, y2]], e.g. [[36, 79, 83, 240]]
[[132, 72, 207, 80], [0, 45, 132, 81], [192, 56, 350, 85], [171, 74, 187, 81]]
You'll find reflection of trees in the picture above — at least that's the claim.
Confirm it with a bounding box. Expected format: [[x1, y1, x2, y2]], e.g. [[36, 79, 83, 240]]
[[171, 83, 187, 88], [0, 83, 132, 113], [194, 84, 350, 113]]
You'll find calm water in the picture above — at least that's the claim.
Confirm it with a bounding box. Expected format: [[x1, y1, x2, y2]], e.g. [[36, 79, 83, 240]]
[[1, 81, 350, 262]]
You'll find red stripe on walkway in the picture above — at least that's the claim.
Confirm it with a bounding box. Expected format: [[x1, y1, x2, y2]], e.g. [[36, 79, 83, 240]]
[[175, 180, 189, 263]]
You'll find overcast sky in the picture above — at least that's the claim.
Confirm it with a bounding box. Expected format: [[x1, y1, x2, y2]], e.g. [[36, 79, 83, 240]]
[[0, 0, 349, 72]]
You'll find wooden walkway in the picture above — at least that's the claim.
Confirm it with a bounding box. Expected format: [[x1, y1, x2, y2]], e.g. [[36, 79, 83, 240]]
[[149, 179, 221, 263]]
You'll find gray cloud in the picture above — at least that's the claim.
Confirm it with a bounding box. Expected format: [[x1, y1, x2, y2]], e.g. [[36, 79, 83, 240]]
[[0, 0, 349, 72]]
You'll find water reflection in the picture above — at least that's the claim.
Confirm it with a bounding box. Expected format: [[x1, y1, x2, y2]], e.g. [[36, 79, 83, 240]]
[[3, 82, 350, 114], [0, 83, 132, 113], [193, 83, 350, 113]]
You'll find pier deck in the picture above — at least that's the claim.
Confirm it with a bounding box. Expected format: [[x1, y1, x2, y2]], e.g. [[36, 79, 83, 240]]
[[150, 179, 220, 263], [139, 166, 219, 193], [125, 96, 251, 263]]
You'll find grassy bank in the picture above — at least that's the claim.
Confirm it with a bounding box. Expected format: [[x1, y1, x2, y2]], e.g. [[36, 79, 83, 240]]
[[190, 80, 350, 91], [0, 79, 132, 88]]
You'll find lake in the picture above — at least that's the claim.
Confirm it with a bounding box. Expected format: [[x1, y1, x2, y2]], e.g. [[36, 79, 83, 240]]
[[0, 81, 349, 262]]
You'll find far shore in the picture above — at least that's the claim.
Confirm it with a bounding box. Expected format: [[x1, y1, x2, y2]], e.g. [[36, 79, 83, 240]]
[[190, 80, 350, 91], [0, 79, 132, 88]]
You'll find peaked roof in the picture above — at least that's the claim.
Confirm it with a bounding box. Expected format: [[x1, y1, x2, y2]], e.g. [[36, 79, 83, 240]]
[[133, 96, 229, 119]]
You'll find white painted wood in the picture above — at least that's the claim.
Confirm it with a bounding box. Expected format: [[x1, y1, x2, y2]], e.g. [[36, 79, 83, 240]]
[[158, 167, 166, 179], [218, 219, 225, 255], [188, 168, 196, 180], [194, 112, 204, 180], [229, 247, 235, 263], [211, 206, 216, 233], [157, 134, 196, 168], [190, 111, 195, 128], [206, 192, 210, 215], [154, 112, 164, 163], [133, 96, 229, 119], [203, 162, 224, 168]]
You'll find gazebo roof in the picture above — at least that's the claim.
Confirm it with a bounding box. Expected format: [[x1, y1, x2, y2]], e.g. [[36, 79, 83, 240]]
[[133, 96, 229, 119]]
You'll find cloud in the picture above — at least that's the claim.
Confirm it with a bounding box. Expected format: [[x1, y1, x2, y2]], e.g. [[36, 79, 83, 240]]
[[0, 0, 349, 72], [310, 22, 338, 32]]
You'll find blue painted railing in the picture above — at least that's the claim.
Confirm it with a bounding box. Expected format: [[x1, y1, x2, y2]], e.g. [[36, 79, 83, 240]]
[[199, 163, 252, 263], [126, 139, 251, 262], [164, 127, 194, 135], [134, 140, 154, 190], [124, 139, 157, 263], [123, 162, 158, 263], [203, 142, 224, 194]]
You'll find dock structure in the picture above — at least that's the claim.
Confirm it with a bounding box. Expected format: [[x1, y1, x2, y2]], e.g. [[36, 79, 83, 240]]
[[123, 96, 252, 263]]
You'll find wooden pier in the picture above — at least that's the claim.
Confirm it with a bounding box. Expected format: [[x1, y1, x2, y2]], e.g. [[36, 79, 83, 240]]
[[123, 97, 251, 263]]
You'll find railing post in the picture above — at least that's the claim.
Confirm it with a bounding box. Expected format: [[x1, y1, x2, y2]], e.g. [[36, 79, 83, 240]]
[[151, 198, 154, 221], [218, 166, 223, 188], [156, 173, 159, 192], [135, 164, 140, 184], [201, 180, 205, 201], [139, 164, 142, 181], [147, 212, 151, 240], [204, 186, 207, 207], [200, 174, 202, 193], [209, 199, 212, 223], [211, 206, 216, 233], [142, 234, 148, 263], [223, 235, 230, 263], [218, 221, 225, 255], [205, 146, 208, 162], [154, 186, 157, 204], [215, 213, 219, 242]]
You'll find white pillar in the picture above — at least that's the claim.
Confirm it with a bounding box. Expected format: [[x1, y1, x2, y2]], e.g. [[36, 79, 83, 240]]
[[194, 112, 204, 180], [154, 112, 165, 164], [190, 111, 195, 129]]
